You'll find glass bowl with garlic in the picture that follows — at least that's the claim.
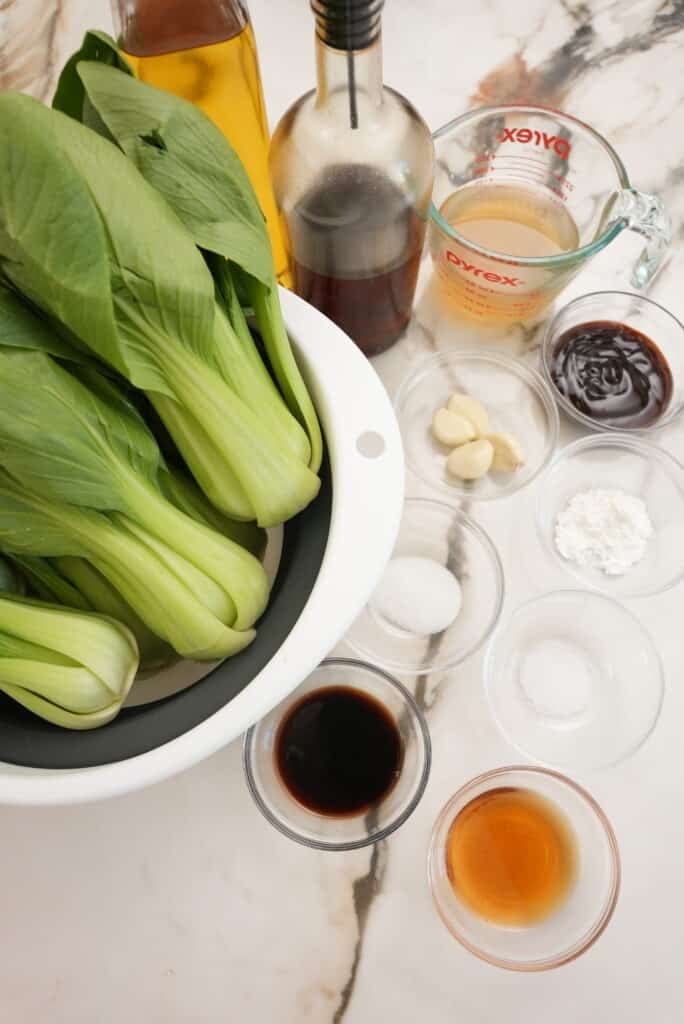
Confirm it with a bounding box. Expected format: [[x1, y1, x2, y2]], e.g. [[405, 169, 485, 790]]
[[395, 351, 559, 502]]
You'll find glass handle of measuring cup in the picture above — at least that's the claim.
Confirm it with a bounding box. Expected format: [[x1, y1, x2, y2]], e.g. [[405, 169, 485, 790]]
[[614, 188, 673, 288]]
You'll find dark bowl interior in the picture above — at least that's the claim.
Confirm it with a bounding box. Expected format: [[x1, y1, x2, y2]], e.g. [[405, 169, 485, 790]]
[[0, 465, 332, 770]]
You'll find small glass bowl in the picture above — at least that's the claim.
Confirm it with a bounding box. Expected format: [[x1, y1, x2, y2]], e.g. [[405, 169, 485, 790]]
[[541, 291, 684, 434], [346, 499, 504, 675], [485, 591, 664, 769], [537, 434, 684, 598], [243, 658, 431, 851], [427, 766, 620, 971], [395, 350, 559, 501]]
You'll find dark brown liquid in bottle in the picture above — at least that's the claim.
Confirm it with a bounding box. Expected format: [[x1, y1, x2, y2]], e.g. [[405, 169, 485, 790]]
[[290, 165, 424, 357], [275, 686, 403, 816], [550, 320, 672, 428]]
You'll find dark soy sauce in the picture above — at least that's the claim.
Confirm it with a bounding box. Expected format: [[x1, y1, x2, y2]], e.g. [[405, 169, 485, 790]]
[[275, 686, 403, 816], [289, 165, 424, 357], [550, 320, 673, 428]]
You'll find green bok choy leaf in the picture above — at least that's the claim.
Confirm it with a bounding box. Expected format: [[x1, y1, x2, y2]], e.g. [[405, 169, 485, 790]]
[[0, 555, 26, 597], [54, 45, 322, 474]]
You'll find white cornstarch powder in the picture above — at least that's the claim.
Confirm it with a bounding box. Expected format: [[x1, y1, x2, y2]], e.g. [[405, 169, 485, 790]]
[[555, 488, 654, 576]]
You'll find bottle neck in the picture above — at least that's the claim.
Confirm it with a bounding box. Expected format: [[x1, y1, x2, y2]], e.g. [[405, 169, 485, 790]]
[[115, 0, 247, 57], [315, 36, 384, 122]]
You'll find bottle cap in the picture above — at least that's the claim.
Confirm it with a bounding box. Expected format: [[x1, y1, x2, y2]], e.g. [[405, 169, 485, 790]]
[[311, 0, 384, 51]]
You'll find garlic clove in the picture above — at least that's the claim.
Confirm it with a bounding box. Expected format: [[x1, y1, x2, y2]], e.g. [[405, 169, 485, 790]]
[[447, 393, 489, 437], [486, 431, 526, 472], [446, 439, 494, 481], [432, 407, 476, 447]]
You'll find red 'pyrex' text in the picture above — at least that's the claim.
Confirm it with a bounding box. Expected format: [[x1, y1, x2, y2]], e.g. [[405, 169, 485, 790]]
[[446, 252, 523, 286], [497, 128, 571, 160]]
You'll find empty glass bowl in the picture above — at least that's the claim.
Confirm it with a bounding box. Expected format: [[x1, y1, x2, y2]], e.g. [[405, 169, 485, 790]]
[[243, 658, 431, 851], [485, 591, 664, 768], [395, 350, 559, 502], [541, 291, 684, 434], [537, 434, 684, 598], [428, 766, 620, 971], [346, 499, 504, 674]]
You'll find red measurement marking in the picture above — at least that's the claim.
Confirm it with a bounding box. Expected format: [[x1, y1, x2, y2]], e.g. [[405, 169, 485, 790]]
[[492, 155, 558, 166]]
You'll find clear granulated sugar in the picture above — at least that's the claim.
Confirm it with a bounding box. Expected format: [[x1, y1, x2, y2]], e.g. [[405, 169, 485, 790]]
[[372, 556, 463, 636]]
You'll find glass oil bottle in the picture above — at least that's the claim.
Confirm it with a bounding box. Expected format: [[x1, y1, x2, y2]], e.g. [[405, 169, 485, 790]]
[[111, 0, 291, 284]]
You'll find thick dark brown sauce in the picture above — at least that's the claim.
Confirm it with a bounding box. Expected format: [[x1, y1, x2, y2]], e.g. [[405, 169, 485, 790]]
[[275, 686, 403, 817], [550, 320, 672, 428]]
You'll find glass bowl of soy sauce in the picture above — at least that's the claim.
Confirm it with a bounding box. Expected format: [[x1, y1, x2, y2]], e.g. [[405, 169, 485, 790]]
[[541, 291, 684, 434], [243, 658, 431, 851]]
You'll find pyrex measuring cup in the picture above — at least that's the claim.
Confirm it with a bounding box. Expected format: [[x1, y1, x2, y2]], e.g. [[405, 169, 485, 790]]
[[430, 105, 672, 324]]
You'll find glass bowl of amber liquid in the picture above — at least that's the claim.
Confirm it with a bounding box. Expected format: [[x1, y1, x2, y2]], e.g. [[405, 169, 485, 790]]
[[427, 766, 620, 971], [541, 291, 684, 435]]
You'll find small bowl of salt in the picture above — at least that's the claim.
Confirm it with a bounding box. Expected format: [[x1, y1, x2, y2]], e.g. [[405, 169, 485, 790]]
[[536, 434, 684, 598], [485, 590, 664, 768], [346, 498, 504, 675]]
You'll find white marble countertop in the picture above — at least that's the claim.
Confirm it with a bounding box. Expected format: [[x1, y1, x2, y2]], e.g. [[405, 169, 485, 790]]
[[2, 1, 684, 1021]]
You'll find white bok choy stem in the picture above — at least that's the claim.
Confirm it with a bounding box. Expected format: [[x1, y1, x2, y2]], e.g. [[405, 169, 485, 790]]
[[0, 595, 138, 729], [0, 347, 270, 630], [0, 470, 256, 662]]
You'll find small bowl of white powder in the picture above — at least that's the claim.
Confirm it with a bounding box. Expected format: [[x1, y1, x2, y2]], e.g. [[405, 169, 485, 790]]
[[346, 498, 504, 674], [537, 434, 684, 597]]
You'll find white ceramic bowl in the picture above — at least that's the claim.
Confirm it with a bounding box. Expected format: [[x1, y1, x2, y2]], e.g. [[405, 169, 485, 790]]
[[0, 289, 405, 806]]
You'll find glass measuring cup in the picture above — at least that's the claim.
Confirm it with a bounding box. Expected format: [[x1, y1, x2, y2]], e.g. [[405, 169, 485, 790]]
[[430, 105, 671, 325]]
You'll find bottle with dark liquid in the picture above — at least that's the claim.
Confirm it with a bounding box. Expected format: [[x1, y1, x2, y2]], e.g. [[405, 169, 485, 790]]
[[269, 0, 434, 356]]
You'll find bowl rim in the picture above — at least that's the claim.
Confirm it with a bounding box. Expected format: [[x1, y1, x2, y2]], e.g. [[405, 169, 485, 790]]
[[0, 289, 406, 806], [394, 348, 560, 503], [535, 432, 684, 597], [345, 498, 505, 674], [483, 588, 665, 769], [243, 657, 432, 851], [426, 764, 621, 971], [540, 289, 684, 435]]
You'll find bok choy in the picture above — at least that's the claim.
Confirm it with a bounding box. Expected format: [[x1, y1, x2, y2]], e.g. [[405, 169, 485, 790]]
[[0, 92, 321, 526], [0, 43, 329, 728], [0, 346, 269, 628], [0, 347, 270, 658], [0, 592, 138, 730], [55, 47, 323, 475], [0, 467, 255, 662], [12, 554, 174, 672]]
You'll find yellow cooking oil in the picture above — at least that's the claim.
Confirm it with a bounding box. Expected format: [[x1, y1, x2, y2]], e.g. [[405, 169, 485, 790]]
[[123, 24, 291, 285]]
